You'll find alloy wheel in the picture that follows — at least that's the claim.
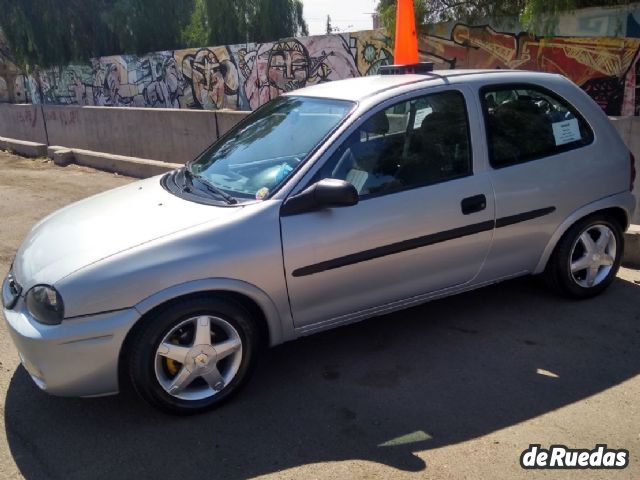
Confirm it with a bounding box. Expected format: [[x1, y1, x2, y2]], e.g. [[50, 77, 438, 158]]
[[569, 224, 617, 288], [153, 315, 243, 401]]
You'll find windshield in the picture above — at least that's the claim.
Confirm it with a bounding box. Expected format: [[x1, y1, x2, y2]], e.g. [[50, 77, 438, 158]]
[[188, 96, 354, 200]]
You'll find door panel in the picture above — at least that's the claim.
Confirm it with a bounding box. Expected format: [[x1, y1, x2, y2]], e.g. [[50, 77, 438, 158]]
[[476, 83, 612, 281], [281, 173, 495, 328], [478, 145, 610, 280]]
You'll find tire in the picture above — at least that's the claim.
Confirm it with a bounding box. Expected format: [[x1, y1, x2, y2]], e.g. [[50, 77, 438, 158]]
[[544, 214, 624, 299], [127, 296, 260, 415]]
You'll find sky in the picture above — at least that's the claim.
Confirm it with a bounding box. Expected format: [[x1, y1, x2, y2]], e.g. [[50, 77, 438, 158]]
[[301, 0, 379, 36]]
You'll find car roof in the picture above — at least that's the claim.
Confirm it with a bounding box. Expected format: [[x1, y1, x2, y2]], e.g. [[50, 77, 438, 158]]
[[286, 69, 563, 103]]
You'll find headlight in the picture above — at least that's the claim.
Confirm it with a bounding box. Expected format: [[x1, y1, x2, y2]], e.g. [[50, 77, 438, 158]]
[[25, 285, 64, 325]]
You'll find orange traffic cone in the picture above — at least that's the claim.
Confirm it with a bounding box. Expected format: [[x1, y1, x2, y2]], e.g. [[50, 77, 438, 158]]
[[394, 0, 419, 64]]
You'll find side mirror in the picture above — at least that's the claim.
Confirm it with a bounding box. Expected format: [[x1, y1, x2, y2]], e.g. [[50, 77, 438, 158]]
[[281, 178, 359, 216]]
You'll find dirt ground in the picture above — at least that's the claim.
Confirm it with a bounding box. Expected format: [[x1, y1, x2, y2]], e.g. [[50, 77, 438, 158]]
[[0, 151, 639, 480]]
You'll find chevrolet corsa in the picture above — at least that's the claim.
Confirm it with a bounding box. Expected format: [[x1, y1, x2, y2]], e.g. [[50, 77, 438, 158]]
[[2, 68, 637, 414]]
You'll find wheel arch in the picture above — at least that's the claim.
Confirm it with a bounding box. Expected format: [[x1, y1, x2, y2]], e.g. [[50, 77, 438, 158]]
[[117, 278, 286, 390], [534, 194, 634, 274], [131, 278, 285, 347]]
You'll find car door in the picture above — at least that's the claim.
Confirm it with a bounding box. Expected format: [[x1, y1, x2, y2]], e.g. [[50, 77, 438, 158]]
[[475, 82, 603, 281], [280, 88, 496, 329]]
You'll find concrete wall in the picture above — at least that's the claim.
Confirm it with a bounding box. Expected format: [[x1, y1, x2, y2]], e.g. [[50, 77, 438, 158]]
[[44, 106, 215, 164], [0, 104, 250, 164], [40, 106, 249, 164], [0, 104, 47, 144]]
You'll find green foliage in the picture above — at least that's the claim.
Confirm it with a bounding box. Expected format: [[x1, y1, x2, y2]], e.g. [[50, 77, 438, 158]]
[[204, 0, 244, 45], [378, 0, 428, 40], [204, 0, 308, 45], [0, 0, 111, 69], [0, 0, 309, 69], [377, 0, 524, 34], [181, 0, 209, 47], [252, 0, 309, 41], [520, 0, 631, 34], [520, 0, 574, 35], [377, 0, 634, 37], [105, 0, 197, 53]]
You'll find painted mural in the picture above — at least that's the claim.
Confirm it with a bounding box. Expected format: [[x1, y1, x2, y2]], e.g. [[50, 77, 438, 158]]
[[27, 31, 392, 112], [419, 24, 640, 116], [19, 25, 640, 116]]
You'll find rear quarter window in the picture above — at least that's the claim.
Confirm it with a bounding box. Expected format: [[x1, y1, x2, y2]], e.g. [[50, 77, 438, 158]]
[[481, 84, 594, 168]]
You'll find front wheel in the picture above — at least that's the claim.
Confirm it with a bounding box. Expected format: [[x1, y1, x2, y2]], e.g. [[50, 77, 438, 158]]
[[544, 215, 624, 298], [127, 296, 260, 415]]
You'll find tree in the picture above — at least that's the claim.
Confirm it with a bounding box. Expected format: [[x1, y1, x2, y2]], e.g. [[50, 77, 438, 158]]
[[377, 0, 430, 41], [0, 0, 196, 69], [182, 0, 209, 46], [376, 0, 523, 34], [521, 0, 632, 34], [0, 0, 310, 69], [205, 0, 309, 45], [204, 0, 245, 45], [105, 0, 197, 53], [248, 0, 309, 43], [376, 0, 633, 37], [0, 28, 17, 65], [0, 0, 115, 69]]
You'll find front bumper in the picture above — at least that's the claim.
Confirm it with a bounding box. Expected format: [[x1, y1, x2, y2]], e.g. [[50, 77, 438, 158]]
[[3, 298, 140, 397]]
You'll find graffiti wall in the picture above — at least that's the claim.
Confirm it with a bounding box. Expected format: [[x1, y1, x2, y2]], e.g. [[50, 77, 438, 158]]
[[26, 31, 393, 111], [419, 24, 640, 116], [19, 24, 640, 116]]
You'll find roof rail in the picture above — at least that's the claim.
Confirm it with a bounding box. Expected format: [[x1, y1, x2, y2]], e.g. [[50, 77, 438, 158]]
[[379, 62, 434, 75]]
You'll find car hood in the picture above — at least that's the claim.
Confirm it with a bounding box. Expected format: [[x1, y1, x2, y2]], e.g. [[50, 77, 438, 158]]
[[13, 175, 241, 289]]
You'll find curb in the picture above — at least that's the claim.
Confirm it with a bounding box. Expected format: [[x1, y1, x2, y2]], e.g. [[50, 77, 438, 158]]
[[0, 136, 47, 157], [72, 149, 181, 178], [1, 135, 181, 178]]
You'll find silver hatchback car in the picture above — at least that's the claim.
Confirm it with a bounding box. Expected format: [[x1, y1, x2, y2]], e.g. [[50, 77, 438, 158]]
[[3, 69, 637, 414]]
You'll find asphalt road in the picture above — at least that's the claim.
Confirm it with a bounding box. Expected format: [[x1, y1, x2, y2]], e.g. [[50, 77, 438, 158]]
[[0, 151, 639, 480]]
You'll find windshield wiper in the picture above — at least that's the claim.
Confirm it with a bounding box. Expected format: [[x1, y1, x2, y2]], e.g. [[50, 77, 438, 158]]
[[183, 168, 237, 205]]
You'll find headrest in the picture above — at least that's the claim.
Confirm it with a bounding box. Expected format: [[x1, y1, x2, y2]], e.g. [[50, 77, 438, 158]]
[[500, 96, 540, 114], [361, 111, 389, 135]]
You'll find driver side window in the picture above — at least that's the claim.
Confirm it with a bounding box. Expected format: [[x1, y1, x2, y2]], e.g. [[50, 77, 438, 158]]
[[318, 90, 472, 197]]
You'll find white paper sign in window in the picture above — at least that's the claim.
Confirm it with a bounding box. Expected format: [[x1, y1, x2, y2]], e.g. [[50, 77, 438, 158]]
[[413, 107, 433, 129], [552, 118, 581, 146]]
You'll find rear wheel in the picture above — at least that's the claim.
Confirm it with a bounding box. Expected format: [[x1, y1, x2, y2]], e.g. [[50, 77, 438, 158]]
[[128, 296, 260, 415], [545, 215, 623, 298]]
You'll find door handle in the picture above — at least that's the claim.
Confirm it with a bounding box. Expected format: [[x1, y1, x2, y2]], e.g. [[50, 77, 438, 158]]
[[461, 194, 487, 215]]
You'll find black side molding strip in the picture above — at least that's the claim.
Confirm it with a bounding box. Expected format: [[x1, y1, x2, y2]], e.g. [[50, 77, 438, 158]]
[[495, 207, 556, 228], [291, 206, 556, 278]]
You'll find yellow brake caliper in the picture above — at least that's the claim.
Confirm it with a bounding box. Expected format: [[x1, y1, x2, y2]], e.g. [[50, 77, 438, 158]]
[[166, 338, 180, 376]]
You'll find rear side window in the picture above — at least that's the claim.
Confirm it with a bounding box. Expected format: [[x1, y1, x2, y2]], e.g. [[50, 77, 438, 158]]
[[482, 85, 593, 168], [318, 90, 472, 197]]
